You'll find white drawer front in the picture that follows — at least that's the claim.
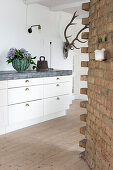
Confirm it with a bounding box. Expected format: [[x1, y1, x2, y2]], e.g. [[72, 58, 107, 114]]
[[8, 85, 43, 105], [8, 100, 43, 124], [44, 95, 71, 115], [0, 89, 7, 107], [8, 78, 43, 88], [44, 82, 72, 98], [43, 76, 72, 84], [0, 81, 7, 90]]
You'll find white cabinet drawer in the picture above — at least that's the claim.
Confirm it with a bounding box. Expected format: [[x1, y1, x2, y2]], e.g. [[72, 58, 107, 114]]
[[44, 82, 72, 98], [44, 95, 71, 115], [8, 78, 43, 88], [0, 89, 7, 107], [0, 81, 7, 90], [8, 85, 43, 105], [8, 100, 43, 124], [43, 76, 72, 84]]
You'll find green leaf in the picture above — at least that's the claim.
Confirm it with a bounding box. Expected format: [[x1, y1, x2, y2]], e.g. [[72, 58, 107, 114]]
[[31, 56, 37, 59], [30, 61, 34, 64], [30, 59, 37, 65], [7, 59, 13, 64], [33, 65, 37, 70]]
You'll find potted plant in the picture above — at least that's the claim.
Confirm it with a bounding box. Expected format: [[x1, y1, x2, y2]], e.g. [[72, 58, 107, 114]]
[[7, 48, 37, 72]]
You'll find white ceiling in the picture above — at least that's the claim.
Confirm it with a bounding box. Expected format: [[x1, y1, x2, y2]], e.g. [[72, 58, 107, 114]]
[[27, 0, 84, 7], [24, 0, 89, 18]]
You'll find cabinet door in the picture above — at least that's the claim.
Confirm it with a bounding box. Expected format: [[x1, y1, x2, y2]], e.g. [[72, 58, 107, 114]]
[[8, 100, 43, 124], [44, 82, 72, 98], [44, 95, 71, 115], [0, 107, 8, 135], [0, 89, 7, 107], [8, 85, 43, 105]]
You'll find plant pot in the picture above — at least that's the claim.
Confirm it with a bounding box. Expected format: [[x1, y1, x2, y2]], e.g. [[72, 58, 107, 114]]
[[12, 58, 30, 72]]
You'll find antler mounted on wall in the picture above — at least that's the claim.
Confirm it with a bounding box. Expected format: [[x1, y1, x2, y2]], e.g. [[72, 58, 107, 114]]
[[63, 11, 89, 59]]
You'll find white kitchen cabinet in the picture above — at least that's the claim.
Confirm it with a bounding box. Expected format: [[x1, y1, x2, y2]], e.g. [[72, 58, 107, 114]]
[[8, 85, 43, 105], [8, 100, 43, 124], [44, 82, 72, 98], [44, 95, 71, 115], [0, 75, 72, 135]]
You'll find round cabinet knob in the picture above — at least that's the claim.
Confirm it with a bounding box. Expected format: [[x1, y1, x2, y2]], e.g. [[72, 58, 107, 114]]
[[25, 104, 29, 107], [25, 80, 29, 83], [56, 84, 60, 87], [56, 97, 60, 100], [25, 88, 29, 91], [56, 77, 60, 80]]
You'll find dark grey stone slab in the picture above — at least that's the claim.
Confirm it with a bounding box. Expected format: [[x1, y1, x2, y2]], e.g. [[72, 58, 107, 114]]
[[0, 70, 72, 81]]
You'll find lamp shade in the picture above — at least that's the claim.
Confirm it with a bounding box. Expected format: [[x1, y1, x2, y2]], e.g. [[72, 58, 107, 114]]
[[28, 27, 32, 33]]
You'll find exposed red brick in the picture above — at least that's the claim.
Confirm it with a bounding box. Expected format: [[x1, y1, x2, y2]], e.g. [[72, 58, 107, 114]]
[[80, 114, 87, 122], [80, 75, 88, 81], [80, 88, 88, 95], [81, 47, 89, 53], [80, 101, 88, 108], [82, 18, 89, 25], [79, 139, 87, 148], [82, 2, 90, 11], [81, 61, 89, 67], [80, 126, 86, 135], [81, 32, 89, 39]]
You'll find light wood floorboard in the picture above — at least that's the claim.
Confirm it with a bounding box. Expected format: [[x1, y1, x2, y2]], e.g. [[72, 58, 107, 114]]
[[0, 100, 89, 170]]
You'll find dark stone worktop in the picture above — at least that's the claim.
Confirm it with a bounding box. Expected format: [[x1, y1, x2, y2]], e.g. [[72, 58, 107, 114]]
[[0, 70, 72, 81]]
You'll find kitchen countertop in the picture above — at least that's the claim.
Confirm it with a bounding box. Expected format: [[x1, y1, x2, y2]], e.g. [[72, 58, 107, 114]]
[[0, 70, 72, 81]]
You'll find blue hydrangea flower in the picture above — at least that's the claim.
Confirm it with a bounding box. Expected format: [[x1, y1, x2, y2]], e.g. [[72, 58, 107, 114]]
[[23, 53, 32, 58], [20, 48, 27, 53], [7, 48, 32, 59], [7, 48, 16, 59]]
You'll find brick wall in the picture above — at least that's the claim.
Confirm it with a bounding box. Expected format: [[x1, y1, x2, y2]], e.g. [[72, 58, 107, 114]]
[[89, 0, 113, 60], [86, 0, 113, 169]]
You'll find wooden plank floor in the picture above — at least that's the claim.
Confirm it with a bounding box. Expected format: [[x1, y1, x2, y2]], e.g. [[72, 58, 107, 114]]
[[0, 100, 89, 170]]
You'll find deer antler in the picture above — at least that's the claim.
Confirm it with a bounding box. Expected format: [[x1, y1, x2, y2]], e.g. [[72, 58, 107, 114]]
[[64, 11, 89, 50], [64, 11, 78, 48], [71, 25, 89, 49]]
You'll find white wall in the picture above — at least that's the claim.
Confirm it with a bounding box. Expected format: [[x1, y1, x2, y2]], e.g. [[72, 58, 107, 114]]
[[72, 19, 88, 100], [0, 0, 88, 100], [0, 0, 73, 71]]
